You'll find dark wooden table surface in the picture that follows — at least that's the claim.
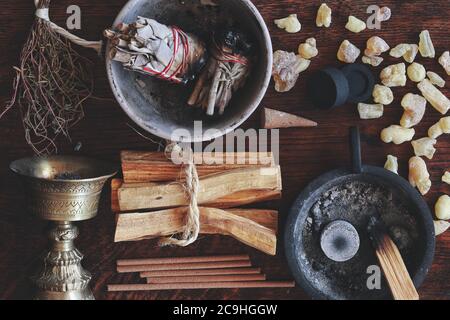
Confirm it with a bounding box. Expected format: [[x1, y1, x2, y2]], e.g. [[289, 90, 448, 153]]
[[0, 0, 449, 300]]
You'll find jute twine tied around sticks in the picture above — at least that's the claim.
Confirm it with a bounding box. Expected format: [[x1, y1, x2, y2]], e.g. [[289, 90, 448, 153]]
[[34, 0, 103, 54], [160, 142, 201, 247]]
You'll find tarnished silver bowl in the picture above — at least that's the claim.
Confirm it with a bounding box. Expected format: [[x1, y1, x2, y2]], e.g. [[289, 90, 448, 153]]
[[10, 156, 116, 300], [106, 0, 272, 142]]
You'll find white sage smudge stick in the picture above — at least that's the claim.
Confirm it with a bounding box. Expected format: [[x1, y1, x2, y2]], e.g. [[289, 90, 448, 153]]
[[105, 17, 207, 84], [188, 30, 253, 116]]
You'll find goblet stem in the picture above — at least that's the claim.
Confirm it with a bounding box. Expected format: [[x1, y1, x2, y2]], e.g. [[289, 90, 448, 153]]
[[33, 221, 95, 300]]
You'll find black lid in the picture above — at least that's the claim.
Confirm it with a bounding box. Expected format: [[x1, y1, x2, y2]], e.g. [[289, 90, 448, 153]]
[[308, 64, 375, 109], [341, 64, 375, 103]]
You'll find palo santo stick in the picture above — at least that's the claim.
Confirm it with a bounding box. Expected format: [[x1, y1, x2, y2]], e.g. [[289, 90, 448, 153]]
[[118, 166, 282, 211], [140, 267, 262, 278], [111, 179, 281, 212], [117, 260, 252, 273], [147, 274, 266, 284], [368, 216, 419, 300], [120, 151, 275, 183], [107, 281, 296, 292], [262, 108, 318, 129], [115, 208, 278, 255], [117, 254, 250, 266]]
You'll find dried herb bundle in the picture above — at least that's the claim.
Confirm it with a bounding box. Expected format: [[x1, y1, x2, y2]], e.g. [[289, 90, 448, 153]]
[[0, 0, 98, 155]]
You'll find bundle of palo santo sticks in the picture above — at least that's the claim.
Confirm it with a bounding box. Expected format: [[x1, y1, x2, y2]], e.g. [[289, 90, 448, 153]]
[[108, 255, 295, 292], [112, 151, 281, 255]]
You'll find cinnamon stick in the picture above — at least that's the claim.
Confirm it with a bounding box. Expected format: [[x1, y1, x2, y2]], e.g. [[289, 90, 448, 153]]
[[117, 166, 282, 211], [114, 207, 278, 255], [120, 151, 275, 183], [117, 260, 252, 273], [107, 281, 296, 292], [117, 254, 250, 266], [139, 267, 261, 278], [146, 274, 266, 284]]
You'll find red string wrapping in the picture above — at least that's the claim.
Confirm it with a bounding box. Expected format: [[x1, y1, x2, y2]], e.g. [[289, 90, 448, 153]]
[[142, 26, 191, 83]]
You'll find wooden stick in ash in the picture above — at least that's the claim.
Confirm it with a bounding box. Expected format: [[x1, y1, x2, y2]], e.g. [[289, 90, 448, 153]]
[[368, 216, 419, 300]]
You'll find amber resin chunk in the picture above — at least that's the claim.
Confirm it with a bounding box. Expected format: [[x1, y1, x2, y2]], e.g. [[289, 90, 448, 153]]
[[381, 125, 415, 145], [337, 40, 360, 63], [380, 63, 406, 87], [274, 14, 301, 33], [373, 84, 393, 105], [409, 156, 431, 196], [365, 36, 389, 57], [272, 50, 310, 92], [417, 79, 450, 115], [419, 30, 435, 58], [345, 16, 366, 33], [316, 3, 332, 28], [400, 93, 427, 128], [439, 51, 450, 75]]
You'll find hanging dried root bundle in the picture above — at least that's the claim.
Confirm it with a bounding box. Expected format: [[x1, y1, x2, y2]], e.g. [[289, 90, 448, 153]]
[[105, 17, 208, 84], [188, 29, 253, 116], [0, 0, 101, 155]]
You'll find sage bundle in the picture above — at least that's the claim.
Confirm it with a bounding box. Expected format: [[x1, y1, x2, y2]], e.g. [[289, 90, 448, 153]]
[[188, 30, 253, 116], [105, 17, 208, 84], [0, 0, 101, 155]]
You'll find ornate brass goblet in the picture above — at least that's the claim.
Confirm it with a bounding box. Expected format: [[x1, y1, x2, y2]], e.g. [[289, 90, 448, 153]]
[[10, 156, 116, 300]]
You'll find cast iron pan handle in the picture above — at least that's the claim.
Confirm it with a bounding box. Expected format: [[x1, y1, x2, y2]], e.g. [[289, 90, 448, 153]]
[[350, 127, 362, 174]]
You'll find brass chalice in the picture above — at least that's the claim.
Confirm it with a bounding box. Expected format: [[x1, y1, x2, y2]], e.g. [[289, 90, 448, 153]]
[[10, 156, 116, 300]]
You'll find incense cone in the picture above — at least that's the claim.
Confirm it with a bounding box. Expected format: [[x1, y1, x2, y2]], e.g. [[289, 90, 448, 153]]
[[262, 108, 317, 129]]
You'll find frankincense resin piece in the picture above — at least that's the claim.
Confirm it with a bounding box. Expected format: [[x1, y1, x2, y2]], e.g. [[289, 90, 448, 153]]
[[381, 125, 415, 145], [357, 103, 384, 119], [373, 84, 393, 105], [442, 172, 450, 185], [362, 55, 383, 67], [427, 71, 445, 88], [409, 156, 431, 196], [380, 63, 407, 87], [390, 44, 418, 63], [275, 14, 301, 33], [365, 36, 389, 56], [376, 7, 392, 22], [345, 16, 366, 33], [337, 40, 360, 63], [411, 138, 437, 160], [316, 3, 332, 28], [417, 79, 450, 115], [400, 93, 426, 128], [439, 51, 450, 75], [384, 155, 398, 174], [298, 38, 318, 59], [435, 220, 450, 236], [419, 30, 435, 58], [428, 117, 450, 139], [272, 50, 310, 92], [407, 63, 426, 83], [435, 195, 450, 220]]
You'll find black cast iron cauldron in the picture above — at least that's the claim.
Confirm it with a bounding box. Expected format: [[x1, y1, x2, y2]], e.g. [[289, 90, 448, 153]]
[[285, 127, 435, 300]]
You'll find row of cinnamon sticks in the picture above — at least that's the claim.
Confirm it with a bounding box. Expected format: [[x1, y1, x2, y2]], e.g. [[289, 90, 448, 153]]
[[107, 255, 295, 292]]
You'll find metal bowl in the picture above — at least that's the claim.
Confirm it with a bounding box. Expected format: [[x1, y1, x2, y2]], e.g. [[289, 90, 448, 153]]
[[10, 156, 117, 222], [285, 128, 435, 300], [106, 0, 272, 142]]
